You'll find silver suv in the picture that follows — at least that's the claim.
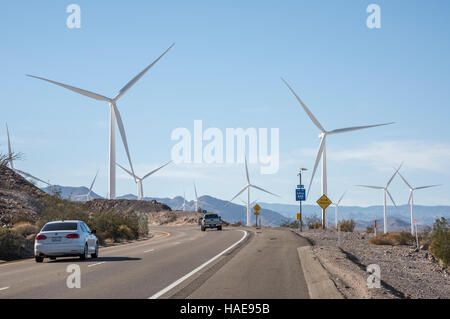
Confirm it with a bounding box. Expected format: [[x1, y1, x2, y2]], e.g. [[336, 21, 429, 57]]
[[201, 213, 222, 231]]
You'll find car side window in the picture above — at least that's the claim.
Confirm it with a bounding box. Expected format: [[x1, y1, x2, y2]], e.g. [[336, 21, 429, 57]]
[[79, 223, 87, 233]]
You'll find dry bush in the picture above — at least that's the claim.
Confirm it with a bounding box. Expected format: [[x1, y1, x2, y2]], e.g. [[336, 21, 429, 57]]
[[370, 232, 415, 246], [12, 223, 39, 237], [430, 217, 450, 266], [339, 219, 355, 232], [366, 226, 374, 234], [310, 221, 322, 230]]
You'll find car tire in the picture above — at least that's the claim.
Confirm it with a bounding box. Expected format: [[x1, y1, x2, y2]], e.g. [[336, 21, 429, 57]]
[[217, 226, 222, 231], [35, 256, 44, 263], [80, 244, 89, 260], [49, 257, 56, 260], [91, 243, 99, 259], [201, 226, 205, 231]]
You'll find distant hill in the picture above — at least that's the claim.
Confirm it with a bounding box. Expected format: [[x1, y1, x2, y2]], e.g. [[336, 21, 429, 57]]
[[43, 185, 102, 201]]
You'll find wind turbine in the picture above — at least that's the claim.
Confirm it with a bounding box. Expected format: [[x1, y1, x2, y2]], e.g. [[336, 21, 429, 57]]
[[398, 172, 442, 235], [73, 170, 99, 201], [357, 164, 403, 234], [281, 78, 393, 216], [27, 43, 175, 199], [117, 161, 171, 200], [194, 182, 199, 212], [331, 190, 347, 229], [230, 157, 279, 226], [182, 191, 187, 212], [5, 123, 51, 187]]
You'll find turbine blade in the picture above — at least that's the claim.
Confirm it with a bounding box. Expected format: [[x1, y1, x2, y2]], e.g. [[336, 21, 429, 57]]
[[6, 123, 14, 169], [89, 170, 99, 192], [328, 122, 394, 135], [306, 136, 326, 198], [114, 43, 175, 100], [16, 169, 51, 186], [337, 190, 347, 205], [251, 184, 280, 197], [398, 172, 412, 189], [26, 74, 111, 102], [415, 184, 442, 190], [386, 189, 397, 207], [111, 103, 136, 181], [142, 161, 172, 180], [408, 191, 413, 205], [194, 182, 198, 201], [230, 186, 249, 202], [245, 156, 250, 184], [116, 162, 135, 178], [356, 185, 384, 190], [387, 162, 403, 188], [281, 78, 325, 132]]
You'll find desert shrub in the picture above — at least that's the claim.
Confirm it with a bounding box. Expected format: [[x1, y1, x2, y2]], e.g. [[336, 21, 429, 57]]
[[163, 212, 178, 224], [230, 221, 244, 227], [11, 212, 36, 225], [38, 194, 88, 228], [310, 221, 322, 230], [370, 232, 415, 246], [430, 217, 450, 266], [419, 230, 432, 250], [88, 211, 140, 244], [12, 223, 39, 237], [281, 220, 300, 228], [339, 219, 355, 232], [0, 229, 26, 260], [305, 214, 321, 229]]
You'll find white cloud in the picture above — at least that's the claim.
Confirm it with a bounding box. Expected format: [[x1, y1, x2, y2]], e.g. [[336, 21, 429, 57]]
[[328, 140, 450, 173]]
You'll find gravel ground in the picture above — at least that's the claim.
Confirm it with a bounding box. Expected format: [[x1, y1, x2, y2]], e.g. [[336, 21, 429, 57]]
[[294, 229, 450, 299]]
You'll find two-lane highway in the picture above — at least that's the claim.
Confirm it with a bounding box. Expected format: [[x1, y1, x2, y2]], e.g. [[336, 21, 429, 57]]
[[0, 226, 247, 299]]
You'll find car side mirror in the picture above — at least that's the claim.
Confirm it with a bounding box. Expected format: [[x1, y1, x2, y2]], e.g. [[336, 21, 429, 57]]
[[91, 229, 97, 234]]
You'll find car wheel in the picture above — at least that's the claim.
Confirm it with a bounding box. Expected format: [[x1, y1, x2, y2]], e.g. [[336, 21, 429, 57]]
[[49, 257, 56, 260], [217, 226, 222, 231], [201, 226, 205, 231], [91, 243, 99, 259], [80, 244, 89, 260], [35, 256, 44, 263]]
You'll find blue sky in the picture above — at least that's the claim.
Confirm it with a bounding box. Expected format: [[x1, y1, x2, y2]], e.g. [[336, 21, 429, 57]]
[[1, 1, 450, 207]]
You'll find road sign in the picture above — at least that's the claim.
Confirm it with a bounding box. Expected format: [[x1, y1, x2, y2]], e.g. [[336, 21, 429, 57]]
[[202, 210, 207, 214], [254, 211, 260, 215], [316, 194, 332, 210], [296, 213, 301, 220], [296, 188, 306, 201], [253, 204, 261, 211], [297, 185, 304, 189]]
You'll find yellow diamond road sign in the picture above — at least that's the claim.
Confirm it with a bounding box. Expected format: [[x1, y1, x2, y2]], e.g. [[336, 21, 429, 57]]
[[254, 211, 260, 216], [253, 204, 261, 211], [316, 194, 332, 210]]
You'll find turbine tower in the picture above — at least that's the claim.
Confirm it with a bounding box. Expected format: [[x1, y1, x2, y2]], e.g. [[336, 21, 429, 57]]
[[331, 190, 347, 229], [5, 123, 51, 186], [117, 161, 171, 200], [194, 182, 199, 212], [27, 44, 175, 199], [74, 170, 99, 201], [230, 157, 279, 226], [398, 172, 442, 235], [281, 78, 393, 217], [357, 164, 403, 234]]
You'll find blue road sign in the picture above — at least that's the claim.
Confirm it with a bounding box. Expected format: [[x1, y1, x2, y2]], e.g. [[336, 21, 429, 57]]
[[296, 188, 306, 201], [202, 210, 207, 214], [297, 184, 304, 189]]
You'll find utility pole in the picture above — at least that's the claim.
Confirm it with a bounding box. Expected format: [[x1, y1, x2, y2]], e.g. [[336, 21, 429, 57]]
[[297, 168, 308, 232]]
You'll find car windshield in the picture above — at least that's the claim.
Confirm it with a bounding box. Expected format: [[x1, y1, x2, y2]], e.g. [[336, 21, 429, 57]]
[[42, 222, 78, 231], [205, 214, 218, 219]]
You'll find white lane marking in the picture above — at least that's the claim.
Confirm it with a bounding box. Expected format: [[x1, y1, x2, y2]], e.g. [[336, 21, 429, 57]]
[[88, 262, 106, 268], [174, 242, 181, 245], [144, 249, 155, 253], [149, 230, 248, 299], [0, 287, 9, 291]]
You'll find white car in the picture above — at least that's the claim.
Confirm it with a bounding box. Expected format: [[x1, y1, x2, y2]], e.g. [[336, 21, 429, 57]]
[[34, 220, 99, 263]]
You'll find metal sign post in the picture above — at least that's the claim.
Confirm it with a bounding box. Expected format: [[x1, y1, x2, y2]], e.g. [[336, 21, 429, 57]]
[[296, 168, 307, 232], [316, 194, 332, 229], [253, 204, 261, 229]]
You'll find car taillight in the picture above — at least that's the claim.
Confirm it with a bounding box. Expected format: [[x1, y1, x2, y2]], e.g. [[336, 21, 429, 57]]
[[66, 233, 80, 239], [36, 234, 47, 241]]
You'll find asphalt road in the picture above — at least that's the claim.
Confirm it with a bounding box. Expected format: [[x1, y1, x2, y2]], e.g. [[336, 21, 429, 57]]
[[0, 226, 310, 299]]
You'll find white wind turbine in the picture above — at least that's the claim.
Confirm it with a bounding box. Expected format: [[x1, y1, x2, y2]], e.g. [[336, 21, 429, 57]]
[[357, 164, 403, 234], [182, 191, 187, 212], [230, 157, 279, 226], [27, 43, 175, 199], [194, 182, 199, 212], [281, 78, 393, 216], [117, 161, 171, 200], [73, 170, 99, 201], [331, 190, 347, 229], [398, 172, 442, 235], [5, 123, 51, 187]]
